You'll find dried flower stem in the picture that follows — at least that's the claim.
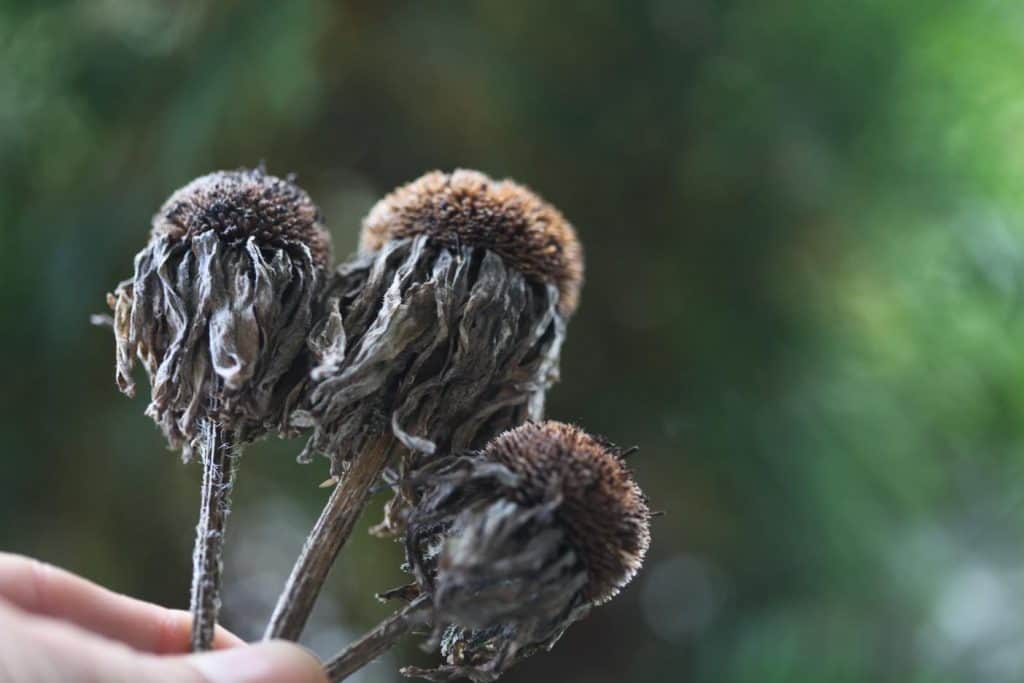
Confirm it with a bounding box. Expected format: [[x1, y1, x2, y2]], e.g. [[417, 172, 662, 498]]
[[264, 436, 395, 641], [325, 595, 431, 682], [189, 421, 239, 651]]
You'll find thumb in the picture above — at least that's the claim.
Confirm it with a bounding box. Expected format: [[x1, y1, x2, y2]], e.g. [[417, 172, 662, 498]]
[[1, 598, 327, 683], [181, 641, 327, 683], [113, 641, 325, 683]]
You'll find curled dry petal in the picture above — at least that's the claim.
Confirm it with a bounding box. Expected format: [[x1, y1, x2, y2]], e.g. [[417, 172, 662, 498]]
[[300, 235, 566, 486]]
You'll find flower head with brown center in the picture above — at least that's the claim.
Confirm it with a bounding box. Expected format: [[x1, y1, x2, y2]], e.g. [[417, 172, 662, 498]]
[[471, 421, 650, 604], [107, 167, 331, 457], [399, 421, 652, 681], [301, 169, 584, 485]]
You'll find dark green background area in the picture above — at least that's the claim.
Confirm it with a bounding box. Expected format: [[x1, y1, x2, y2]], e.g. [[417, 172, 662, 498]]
[[2, 2, 1023, 681]]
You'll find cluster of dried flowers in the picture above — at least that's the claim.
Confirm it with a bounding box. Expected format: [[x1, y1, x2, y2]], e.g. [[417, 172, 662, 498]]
[[103, 167, 652, 680]]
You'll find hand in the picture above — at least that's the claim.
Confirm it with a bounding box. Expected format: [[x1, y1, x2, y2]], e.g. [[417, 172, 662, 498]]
[[0, 553, 326, 683]]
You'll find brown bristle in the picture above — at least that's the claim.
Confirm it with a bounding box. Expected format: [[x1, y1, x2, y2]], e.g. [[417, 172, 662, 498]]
[[153, 168, 331, 268], [361, 169, 583, 316], [483, 421, 651, 604]]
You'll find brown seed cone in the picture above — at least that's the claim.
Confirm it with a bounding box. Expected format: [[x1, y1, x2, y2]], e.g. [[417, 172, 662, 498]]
[[361, 170, 582, 316], [479, 421, 651, 604], [301, 169, 582, 478], [155, 167, 331, 268], [108, 167, 332, 458], [399, 421, 652, 681]]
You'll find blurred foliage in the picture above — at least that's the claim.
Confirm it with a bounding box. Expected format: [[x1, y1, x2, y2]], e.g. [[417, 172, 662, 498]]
[[2, 1, 1024, 681]]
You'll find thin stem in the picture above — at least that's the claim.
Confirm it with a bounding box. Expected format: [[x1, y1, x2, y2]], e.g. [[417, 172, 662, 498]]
[[264, 436, 394, 641], [189, 421, 239, 651], [325, 595, 431, 682]]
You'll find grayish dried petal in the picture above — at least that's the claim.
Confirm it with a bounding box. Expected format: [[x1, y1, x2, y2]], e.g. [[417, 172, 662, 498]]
[[300, 235, 565, 483], [110, 230, 322, 459], [399, 455, 593, 682]]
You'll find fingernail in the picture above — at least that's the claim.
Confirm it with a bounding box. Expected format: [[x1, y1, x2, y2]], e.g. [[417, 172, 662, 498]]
[[190, 641, 325, 683]]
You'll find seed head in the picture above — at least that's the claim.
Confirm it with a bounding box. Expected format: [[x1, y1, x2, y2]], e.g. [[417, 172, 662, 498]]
[[361, 170, 582, 316], [480, 421, 651, 604], [106, 167, 332, 458], [154, 168, 331, 268], [399, 421, 652, 680], [301, 171, 579, 484]]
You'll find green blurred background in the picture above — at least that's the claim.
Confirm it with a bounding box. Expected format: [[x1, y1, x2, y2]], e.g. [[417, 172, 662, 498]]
[[3, 1, 1024, 681]]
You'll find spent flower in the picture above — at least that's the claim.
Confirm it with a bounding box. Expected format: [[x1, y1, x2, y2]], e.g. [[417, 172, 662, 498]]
[[402, 420, 650, 680], [323, 421, 651, 682], [105, 167, 331, 649]]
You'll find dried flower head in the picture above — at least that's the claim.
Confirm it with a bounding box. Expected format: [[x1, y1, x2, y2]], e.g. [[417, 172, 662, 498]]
[[300, 169, 583, 481], [400, 421, 651, 681], [469, 421, 650, 604], [105, 167, 332, 651], [108, 166, 331, 458]]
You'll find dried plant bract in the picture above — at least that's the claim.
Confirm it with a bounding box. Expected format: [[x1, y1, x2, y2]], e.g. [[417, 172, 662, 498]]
[[396, 421, 651, 681]]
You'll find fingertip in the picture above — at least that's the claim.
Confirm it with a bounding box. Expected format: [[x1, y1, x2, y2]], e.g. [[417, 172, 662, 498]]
[[152, 609, 245, 653], [212, 625, 247, 650], [189, 640, 327, 683], [263, 641, 326, 681]]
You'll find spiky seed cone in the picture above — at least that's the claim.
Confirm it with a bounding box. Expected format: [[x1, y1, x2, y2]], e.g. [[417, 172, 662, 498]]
[[303, 169, 583, 474], [397, 421, 652, 681], [155, 169, 331, 268], [479, 421, 650, 604], [362, 169, 583, 316], [110, 167, 331, 455], [322, 422, 652, 683]]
